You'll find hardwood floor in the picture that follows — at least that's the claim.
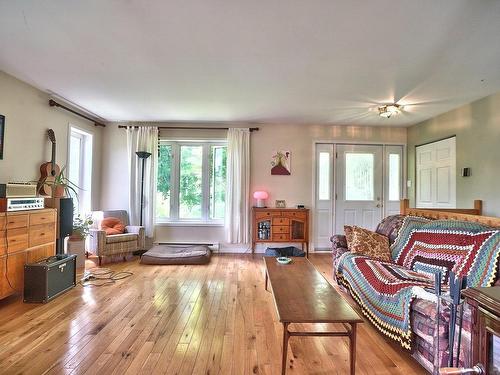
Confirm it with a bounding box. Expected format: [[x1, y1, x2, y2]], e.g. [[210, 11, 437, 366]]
[[0, 254, 426, 375]]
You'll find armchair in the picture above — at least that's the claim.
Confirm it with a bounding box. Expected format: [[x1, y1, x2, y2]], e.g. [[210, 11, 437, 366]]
[[88, 210, 145, 265]]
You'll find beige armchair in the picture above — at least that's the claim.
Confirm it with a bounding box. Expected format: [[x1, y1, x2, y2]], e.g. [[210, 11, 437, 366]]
[[88, 210, 145, 265]]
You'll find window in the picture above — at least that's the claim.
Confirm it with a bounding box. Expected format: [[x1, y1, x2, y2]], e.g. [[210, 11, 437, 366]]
[[156, 141, 227, 223], [318, 152, 330, 200], [345, 153, 374, 201], [388, 153, 401, 201], [68, 126, 93, 216]]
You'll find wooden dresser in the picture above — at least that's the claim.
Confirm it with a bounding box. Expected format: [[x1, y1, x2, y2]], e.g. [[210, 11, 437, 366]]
[[0, 209, 57, 299], [252, 208, 309, 256]]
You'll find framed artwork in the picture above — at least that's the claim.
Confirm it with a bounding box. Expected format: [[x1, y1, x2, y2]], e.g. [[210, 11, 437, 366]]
[[275, 200, 286, 208], [271, 150, 291, 175], [0, 115, 4, 160]]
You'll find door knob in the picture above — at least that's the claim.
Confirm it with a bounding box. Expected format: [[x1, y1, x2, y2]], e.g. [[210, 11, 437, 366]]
[[376, 204, 381, 208]]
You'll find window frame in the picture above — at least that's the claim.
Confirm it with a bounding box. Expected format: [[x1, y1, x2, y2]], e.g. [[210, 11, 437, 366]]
[[67, 125, 93, 217], [156, 140, 227, 225]]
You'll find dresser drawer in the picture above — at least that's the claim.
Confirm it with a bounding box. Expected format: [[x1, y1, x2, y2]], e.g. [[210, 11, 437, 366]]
[[30, 212, 56, 226], [272, 234, 289, 241], [272, 217, 289, 225], [255, 211, 281, 219], [29, 224, 56, 248], [6, 214, 29, 229], [6, 227, 29, 253], [282, 211, 307, 220], [273, 225, 289, 234]]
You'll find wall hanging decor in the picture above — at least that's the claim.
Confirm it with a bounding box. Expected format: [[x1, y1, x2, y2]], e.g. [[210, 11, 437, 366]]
[[0, 115, 4, 160], [271, 150, 290, 175]]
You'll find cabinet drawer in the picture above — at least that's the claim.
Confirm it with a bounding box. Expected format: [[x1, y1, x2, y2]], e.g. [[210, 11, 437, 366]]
[[0, 215, 6, 230], [282, 211, 307, 220], [6, 227, 29, 253], [6, 214, 28, 229], [272, 234, 289, 241], [255, 211, 281, 219], [273, 225, 289, 234], [29, 224, 55, 248], [272, 217, 289, 225], [30, 212, 56, 226]]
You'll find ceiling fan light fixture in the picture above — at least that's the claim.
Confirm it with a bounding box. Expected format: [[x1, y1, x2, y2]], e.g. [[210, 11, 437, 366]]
[[378, 104, 401, 118]]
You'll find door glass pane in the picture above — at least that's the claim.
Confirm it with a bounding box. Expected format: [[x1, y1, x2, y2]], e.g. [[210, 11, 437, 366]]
[[179, 145, 203, 219], [318, 152, 330, 200], [157, 144, 172, 219], [210, 145, 227, 220], [345, 153, 374, 201], [389, 154, 400, 201]]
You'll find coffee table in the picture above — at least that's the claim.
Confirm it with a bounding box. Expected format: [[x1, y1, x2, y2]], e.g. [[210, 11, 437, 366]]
[[264, 257, 363, 375]]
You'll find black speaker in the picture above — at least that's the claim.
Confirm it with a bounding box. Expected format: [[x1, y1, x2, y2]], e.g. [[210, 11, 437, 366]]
[[24, 254, 77, 303], [59, 197, 74, 238], [45, 197, 74, 254]]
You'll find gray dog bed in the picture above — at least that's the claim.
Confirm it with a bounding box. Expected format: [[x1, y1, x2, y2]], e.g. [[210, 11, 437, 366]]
[[141, 245, 211, 265]]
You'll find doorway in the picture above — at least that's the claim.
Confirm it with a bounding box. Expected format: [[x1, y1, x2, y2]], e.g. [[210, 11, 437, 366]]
[[415, 137, 456, 208], [314, 143, 404, 250]]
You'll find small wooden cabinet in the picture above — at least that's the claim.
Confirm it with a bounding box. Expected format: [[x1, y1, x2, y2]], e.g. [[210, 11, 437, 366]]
[[0, 209, 57, 300], [462, 287, 500, 374], [252, 208, 309, 256]]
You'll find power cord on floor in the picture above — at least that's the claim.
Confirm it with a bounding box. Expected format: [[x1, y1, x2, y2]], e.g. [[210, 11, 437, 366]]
[[79, 267, 133, 287]]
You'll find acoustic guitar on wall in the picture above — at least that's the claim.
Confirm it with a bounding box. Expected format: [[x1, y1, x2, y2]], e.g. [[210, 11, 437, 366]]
[[38, 129, 61, 197]]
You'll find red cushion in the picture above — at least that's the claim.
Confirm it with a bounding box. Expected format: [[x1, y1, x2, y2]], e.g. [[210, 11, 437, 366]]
[[100, 217, 125, 235]]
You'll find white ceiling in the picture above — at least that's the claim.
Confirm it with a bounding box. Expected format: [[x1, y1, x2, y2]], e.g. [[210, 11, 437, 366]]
[[1, 1, 500, 126]]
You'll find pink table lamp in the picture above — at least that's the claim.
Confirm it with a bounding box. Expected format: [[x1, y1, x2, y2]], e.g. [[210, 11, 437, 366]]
[[253, 191, 269, 207]]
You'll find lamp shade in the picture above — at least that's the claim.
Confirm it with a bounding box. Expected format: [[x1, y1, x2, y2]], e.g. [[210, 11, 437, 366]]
[[253, 191, 268, 208], [253, 191, 269, 200]]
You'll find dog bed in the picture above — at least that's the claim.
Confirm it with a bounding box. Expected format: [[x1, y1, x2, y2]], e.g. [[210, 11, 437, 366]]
[[140, 245, 211, 265]]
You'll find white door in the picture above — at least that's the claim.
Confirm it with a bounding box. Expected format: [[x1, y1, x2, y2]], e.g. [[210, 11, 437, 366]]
[[314, 144, 334, 249], [335, 145, 383, 233], [416, 137, 456, 208]]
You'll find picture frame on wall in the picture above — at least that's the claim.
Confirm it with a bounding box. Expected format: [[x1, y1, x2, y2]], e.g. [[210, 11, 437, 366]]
[[0, 115, 4, 160]]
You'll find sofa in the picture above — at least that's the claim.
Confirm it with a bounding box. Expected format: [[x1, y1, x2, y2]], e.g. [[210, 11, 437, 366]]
[[88, 210, 145, 265], [331, 215, 500, 374]]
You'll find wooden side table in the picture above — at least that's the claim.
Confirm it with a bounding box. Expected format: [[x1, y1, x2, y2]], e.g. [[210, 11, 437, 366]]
[[252, 208, 309, 256]]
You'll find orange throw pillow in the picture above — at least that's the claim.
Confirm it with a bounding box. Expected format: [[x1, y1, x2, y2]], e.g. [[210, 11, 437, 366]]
[[100, 217, 126, 235], [344, 225, 391, 262]]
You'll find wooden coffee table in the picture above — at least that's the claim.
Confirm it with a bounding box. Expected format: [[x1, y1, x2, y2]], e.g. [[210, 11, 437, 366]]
[[264, 257, 363, 375]]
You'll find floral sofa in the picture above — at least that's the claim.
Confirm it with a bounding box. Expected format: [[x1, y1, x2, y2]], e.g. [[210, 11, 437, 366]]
[[331, 215, 500, 374]]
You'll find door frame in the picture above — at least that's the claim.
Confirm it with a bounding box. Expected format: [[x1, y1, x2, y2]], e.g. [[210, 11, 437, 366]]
[[312, 141, 407, 251]]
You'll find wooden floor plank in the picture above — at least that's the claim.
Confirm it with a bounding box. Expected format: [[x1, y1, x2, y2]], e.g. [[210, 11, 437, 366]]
[[0, 254, 427, 375]]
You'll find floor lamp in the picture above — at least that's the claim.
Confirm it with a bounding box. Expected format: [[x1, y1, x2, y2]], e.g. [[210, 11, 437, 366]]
[[136, 151, 152, 226]]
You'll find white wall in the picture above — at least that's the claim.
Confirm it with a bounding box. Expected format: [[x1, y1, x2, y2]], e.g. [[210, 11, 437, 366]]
[[407, 92, 500, 216], [0, 71, 103, 209], [100, 122, 406, 251]]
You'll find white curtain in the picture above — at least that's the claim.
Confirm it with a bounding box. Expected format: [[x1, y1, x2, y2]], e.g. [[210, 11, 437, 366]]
[[225, 128, 250, 243], [126, 126, 158, 237]]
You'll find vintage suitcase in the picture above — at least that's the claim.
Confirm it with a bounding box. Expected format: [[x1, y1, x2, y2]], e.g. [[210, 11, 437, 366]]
[[24, 254, 77, 303]]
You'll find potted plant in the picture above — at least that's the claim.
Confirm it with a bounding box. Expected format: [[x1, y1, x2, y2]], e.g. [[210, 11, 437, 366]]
[[67, 214, 93, 269], [37, 166, 80, 198]]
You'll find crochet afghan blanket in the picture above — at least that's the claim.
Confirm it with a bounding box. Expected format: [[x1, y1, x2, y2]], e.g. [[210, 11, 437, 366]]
[[337, 253, 435, 350]]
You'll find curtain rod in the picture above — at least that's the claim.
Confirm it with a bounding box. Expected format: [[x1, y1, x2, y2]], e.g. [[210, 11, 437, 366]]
[[49, 99, 106, 127], [118, 125, 259, 132]]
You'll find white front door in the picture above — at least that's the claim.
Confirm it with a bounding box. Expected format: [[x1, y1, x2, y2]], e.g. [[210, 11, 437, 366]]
[[335, 145, 383, 233], [416, 137, 456, 208]]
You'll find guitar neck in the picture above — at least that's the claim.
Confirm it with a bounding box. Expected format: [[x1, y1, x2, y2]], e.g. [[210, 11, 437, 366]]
[[51, 142, 56, 176]]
